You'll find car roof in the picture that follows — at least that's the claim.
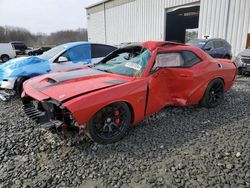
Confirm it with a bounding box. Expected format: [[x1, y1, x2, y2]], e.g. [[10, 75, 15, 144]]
[[141, 41, 186, 51], [191, 38, 227, 42], [60, 41, 90, 49], [60, 41, 115, 50]]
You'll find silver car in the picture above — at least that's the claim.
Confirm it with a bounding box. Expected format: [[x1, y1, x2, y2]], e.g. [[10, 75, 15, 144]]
[[235, 48, 250, 75]]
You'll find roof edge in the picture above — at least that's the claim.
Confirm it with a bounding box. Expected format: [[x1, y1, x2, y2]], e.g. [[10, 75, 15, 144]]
[[85, 0, 111, 9]]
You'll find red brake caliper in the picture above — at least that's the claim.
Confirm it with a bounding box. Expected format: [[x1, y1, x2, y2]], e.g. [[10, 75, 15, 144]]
[[114, 110, 120, 125]]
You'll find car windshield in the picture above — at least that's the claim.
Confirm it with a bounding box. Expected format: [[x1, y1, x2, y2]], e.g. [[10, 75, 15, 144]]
[[39, 45, 65, 60], [187, 39, 207, 49], [91, 47, 151, 77]]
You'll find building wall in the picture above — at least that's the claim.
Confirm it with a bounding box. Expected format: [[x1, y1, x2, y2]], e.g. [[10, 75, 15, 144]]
[[87, 9, 106, 43], [198, 0, 250, 55], [87, 0, 199, 44], [87, 0, 250, 55]]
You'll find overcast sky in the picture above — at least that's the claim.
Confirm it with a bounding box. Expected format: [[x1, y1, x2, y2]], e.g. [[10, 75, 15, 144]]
[[0, 0, 101, 34]]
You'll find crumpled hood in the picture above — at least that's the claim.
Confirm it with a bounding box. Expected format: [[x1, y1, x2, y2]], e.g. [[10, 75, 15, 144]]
[[0, 56, 50, 80], [238, 49, 250, 57], [27, 68, 132, 102]]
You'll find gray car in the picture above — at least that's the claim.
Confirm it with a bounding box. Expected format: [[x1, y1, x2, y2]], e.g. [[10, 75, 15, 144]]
[[235, 48, 250, 75]]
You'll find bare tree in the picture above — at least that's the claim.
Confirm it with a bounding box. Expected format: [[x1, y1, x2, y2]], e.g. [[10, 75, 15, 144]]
[[0, 26, 88, 47]]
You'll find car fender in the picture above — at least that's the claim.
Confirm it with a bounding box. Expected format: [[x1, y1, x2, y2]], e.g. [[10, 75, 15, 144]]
[[63, 78, 148, 125]]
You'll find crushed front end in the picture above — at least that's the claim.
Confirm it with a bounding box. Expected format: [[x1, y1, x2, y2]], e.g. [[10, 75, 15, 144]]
[[22, 97, 80, 133]]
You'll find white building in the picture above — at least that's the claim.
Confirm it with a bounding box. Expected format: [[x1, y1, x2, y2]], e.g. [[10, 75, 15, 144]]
[[86, 0, 250, 56]]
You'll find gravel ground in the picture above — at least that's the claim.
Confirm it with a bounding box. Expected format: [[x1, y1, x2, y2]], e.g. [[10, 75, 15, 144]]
[[0, 76, 250, 188]]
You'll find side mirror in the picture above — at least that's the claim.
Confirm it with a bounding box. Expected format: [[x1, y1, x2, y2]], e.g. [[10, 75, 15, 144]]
[[57, 56, 68, 63]]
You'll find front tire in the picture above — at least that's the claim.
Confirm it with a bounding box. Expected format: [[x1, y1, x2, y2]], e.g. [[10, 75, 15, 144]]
[[15, 77, 29, 96], [200, 79, 225, 108], [87, 102, 131, 144]]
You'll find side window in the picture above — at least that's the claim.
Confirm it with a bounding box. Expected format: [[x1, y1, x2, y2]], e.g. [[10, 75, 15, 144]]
[[181, 51, 201, 67], [214, 40, 224, 49], [91, 44, 116, 58], [15, 43, 27, 50], [154, 53, 184, 68], [67, 44, 91, 62], [59, 51, 71, 61], [204, 41, 214, 50], [153, 51, 200, 70]]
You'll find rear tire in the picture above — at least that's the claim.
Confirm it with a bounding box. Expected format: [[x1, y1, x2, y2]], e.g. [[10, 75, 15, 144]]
[[200, 79, 225, 108], [87, 102, 131, 144], [1, 55, 10, 62]]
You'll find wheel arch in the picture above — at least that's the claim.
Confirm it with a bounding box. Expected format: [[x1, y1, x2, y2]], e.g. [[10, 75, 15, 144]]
[[1, 54, 9, 57], [215, 77, 225, 86], [199, 77, 225, 108], [85, 100, 135, 124], [14, 76, 31, 95], [203, 77, 225, 95], [1, 54, 10, 60], [95, 100, 135, 124], [188, 77, 226, 105]]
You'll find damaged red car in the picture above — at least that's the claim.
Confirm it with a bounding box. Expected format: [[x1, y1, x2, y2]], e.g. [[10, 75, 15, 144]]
[[22, 41, 237, 144]]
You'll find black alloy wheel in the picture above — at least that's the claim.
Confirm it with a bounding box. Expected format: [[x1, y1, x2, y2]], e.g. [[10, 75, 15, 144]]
[[200, 79, 225, 108], [87, 102, 131, 144]]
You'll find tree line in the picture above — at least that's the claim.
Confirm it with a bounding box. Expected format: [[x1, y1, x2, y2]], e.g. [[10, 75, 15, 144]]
[[0, 26, 88, 47]]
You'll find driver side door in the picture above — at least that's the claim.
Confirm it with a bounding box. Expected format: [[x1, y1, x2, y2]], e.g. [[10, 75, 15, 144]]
[[146, 50, 200, 116]]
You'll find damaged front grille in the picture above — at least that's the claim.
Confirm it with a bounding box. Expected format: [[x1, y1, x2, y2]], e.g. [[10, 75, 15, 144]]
[[23, 102, 46, 123], [22, 98, 65, 130], [22, 97, 78, 133]]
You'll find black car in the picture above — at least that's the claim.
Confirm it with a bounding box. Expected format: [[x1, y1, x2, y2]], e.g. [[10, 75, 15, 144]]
[[28, 47, 51, 56], [10, 41, 28, 55], [187, 38, 232, 59]]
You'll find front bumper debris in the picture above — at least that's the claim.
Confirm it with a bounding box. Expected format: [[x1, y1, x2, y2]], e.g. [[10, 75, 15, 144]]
[[22, 97, 79, 133]]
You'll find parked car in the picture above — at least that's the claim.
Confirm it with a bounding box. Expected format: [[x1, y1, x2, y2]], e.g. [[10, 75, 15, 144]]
[[0, 43, 16, 62], [10, 41, 28, 55], [22, 41, 237, 144], [235, 48, 250, 75], [25, 47, 33, 55], [0, 42, 117, 96], [28, 47, 51, 56], [187, 38, 232, 59]]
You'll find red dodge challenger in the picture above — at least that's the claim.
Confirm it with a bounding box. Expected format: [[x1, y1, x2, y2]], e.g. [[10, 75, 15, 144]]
[[22, 41, 237, 144]]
